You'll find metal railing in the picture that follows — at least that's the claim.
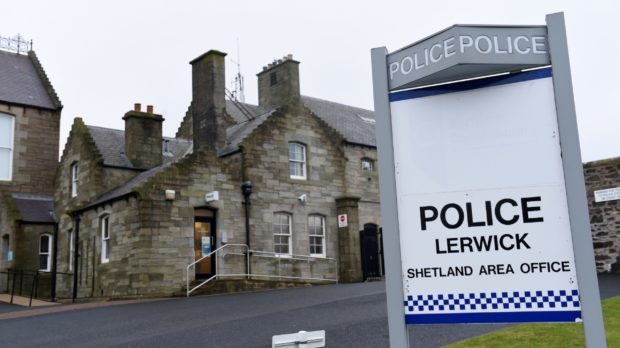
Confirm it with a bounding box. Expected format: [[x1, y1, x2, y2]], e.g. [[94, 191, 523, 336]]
[[1, 269, 40, 307], [186, 244, 249, 297], [186, 244, 338, 297]]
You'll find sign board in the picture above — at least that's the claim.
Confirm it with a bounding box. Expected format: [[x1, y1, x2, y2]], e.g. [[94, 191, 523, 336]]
[[338, 214, 348, 228], [372, 13, 606, 347], [594, 187, 620, 203], [392, 68, 579, 324], [205, 191, 219, 202]]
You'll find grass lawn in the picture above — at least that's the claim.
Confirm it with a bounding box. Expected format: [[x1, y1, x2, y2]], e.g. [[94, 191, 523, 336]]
[[447, 296, 620, 348]]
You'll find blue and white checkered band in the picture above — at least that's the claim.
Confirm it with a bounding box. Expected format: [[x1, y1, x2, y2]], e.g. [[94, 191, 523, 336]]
[[404, 289, 580, 313]]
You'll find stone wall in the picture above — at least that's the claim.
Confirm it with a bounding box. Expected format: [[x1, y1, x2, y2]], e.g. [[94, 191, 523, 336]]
[[240, 105, 346, 281], [0, 103, 60, 196], [584, 157, 620, 273]]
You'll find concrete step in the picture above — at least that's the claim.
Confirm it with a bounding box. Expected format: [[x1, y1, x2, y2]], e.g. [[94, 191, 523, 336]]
[[174, 278, 334, 297]]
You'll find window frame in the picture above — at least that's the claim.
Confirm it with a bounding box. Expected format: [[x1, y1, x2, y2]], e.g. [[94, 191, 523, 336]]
[[71, 162, 79, 198], [288, 142, 307, 180], [0, 113, 15, 181], [100, 215, 110, 264], [273, 213, 292, 256], [361, 157, 374, 172], [308, 215, 326, 258], [39, 234, 52, 272]]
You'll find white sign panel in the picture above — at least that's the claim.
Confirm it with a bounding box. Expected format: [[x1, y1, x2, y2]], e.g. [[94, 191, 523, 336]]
[[338, 214, 348, 228], [205, 191, 219, 202], [594, 187, 620, 203], [390, 68, 581, 324]]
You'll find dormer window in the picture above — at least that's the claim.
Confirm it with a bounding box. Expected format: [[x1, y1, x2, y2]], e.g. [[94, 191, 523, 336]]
[[71, 162, 79, 198], [288, 142, 306, 180], [361, 158, 374, 172], [0, 113, 14, 181]]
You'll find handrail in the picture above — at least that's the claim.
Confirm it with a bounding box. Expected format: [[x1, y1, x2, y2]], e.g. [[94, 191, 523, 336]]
[[186, 244, 249, 297], [185, 244, 339, 297]]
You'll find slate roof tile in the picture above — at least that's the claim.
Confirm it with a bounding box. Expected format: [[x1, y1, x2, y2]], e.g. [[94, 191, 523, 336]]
[[0, 50, 57, 110]]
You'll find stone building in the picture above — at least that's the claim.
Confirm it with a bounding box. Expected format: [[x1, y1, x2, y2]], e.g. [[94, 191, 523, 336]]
[[53, 50, 381, 299], [584, 157, 620, 273], [0, 45, 63, 295]]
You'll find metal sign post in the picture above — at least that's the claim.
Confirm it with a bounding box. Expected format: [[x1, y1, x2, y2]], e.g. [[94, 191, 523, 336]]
[[372, 12, 606, 347]]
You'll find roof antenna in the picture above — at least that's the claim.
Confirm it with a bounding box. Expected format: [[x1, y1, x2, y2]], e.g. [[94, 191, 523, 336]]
[[230, 38, 245, 103]]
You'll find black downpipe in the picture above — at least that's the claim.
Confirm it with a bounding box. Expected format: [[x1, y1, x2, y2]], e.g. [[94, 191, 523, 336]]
[[51, 221, 58, 301], [241, 181, 252, 278], [72, 214, 81, 303]]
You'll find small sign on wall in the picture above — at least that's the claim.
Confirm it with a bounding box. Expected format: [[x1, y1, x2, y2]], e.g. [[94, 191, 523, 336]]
[[594, 187, 620, 203], [338, 214, 348, 228], [205, 191, 219, 202]]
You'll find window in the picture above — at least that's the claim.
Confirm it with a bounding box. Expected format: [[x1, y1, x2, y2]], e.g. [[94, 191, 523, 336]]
[[288, 142, 306, 180], [0, 113, 14, 181], [71, 163, 79, 198], [101, 215, 110, 263], [68, 230, 74, 272], [273, 213, 292, 255], [270, 72, 277, 86], [39, 234, 52, 272], [361, 158, 374, 172], [2, 235, 9, 261], [308, 215, 325, 257]]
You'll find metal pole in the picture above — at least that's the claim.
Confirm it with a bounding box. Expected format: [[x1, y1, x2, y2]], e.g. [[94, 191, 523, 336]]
[[371, 46, 410, 347], [546, 12, 607, 347], [72, 214, 81, 303], [10, 270, 16, 304], [51, 222, 58, 301]]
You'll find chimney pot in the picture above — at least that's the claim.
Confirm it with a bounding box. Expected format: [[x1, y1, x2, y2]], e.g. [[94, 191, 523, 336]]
[[146, 105, 153, 114], [287, 54, 293, 60], [134, 103, 141, 112]]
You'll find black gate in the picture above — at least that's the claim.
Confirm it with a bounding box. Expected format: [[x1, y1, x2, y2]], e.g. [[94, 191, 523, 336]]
[[360, 223, 382, 280]]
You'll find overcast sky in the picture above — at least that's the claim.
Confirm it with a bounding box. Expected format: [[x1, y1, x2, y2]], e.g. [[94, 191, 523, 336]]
[[3, 1, 618, 162]]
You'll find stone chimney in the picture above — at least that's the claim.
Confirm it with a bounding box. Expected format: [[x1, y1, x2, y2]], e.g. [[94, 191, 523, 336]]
[[123, 103, 164, 169], [190, 50, 227, 152], [256, 54, 300, 108]]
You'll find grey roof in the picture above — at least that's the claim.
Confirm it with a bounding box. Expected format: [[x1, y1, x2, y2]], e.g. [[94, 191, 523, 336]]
[[81, 96, 376, 211], [87, 125, 192, 169], [225, 99, 269, 124], [11, 193, 55, 223], [0, 50, 57, 110], [222, 96, 377, 151], [82, 164, 171, 211], [301, 96, 376, 147]]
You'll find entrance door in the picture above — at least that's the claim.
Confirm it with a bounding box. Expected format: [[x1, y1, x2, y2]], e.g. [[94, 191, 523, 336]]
[[360, 223, 381, 280], [194, 209, 216, 279]]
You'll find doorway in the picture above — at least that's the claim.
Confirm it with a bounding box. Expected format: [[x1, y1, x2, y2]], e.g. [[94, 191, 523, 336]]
[[360, 223, 382, 281], [194, 208, 216, 279]]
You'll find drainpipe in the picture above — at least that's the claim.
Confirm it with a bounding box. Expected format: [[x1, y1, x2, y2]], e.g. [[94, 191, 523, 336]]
[[241, 181, 252, 278], [72, 214, 80, 303], [50, 211, 59, 301]]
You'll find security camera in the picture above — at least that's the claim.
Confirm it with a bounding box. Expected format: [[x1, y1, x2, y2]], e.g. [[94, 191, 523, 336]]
[[298, 194, 307, 204]]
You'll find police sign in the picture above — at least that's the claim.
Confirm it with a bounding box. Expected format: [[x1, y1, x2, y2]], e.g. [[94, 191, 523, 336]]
[[372, 13, 606, 347]]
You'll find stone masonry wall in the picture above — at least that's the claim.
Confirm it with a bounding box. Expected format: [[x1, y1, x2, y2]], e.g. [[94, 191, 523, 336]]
[[584, 157, 620, 273], [240, 105, 346, 281], [0, 103, 60, 196]]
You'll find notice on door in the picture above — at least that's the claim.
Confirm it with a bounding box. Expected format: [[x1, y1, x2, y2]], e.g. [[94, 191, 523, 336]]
[[201, 236, 211, 257], [390, 69, 580, 324]]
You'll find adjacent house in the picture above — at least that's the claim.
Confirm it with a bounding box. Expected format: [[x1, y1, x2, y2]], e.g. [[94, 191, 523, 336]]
[[53, 50, 382, 299], [0, 43, 63, 296]]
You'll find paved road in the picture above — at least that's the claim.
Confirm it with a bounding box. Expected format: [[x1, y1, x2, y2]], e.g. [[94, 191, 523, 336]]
[[0, 275, 618, 348]]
